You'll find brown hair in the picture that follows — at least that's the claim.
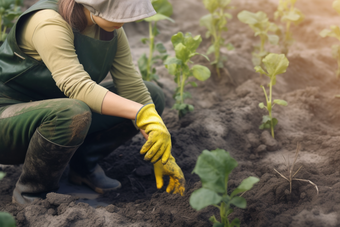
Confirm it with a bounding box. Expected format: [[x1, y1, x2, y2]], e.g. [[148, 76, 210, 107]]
[[58, 0, 87, 31]]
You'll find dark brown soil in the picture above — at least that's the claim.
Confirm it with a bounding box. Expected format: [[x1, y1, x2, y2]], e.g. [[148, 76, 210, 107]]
[[1, 0, 340, 226]]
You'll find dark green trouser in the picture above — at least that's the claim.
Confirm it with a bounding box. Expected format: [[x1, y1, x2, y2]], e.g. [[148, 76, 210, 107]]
[[0, 81, 165, 166]]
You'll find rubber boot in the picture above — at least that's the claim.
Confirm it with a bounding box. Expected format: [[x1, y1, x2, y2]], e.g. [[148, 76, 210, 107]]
[[68, 120, 139, 194], [12, 130, 80, 204]]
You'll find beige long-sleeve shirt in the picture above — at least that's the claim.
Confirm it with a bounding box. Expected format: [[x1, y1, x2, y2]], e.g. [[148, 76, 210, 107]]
[[17, 9, 152, 114]]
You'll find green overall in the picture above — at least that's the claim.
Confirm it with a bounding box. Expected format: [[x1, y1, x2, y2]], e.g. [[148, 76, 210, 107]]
[[0, 0, 165, 173]]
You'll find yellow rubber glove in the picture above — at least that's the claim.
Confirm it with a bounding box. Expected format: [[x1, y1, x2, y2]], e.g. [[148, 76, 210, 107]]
[[153, 155, 185, 196], [136, 104, 171, 164]]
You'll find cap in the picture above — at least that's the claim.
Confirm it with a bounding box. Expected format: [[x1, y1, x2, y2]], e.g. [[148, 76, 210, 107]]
[[75, 0, 156, 23]]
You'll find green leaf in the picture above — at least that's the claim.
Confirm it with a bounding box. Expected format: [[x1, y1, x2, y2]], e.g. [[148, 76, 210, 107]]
[[225, 42, 234, 50], [171, 32, 184, 47], [0, 212, 16, 227], [184, 33, 202, 53], [0, 172, 5, 180], [267, 34, 279, 45], [254, 66, 267, 75], [209, 215, 220, 224], [192, 65, 211, 81], [189, 81, 198, 87], [141, 37, 148, 44], [138, 54, 148, 72], [200, 14, 213, 32], [273, 99, 287, 106], [259, 102, 265, 109], [144, 13, 174, 22], [230, 176, 260, 197], [193, 150, 230, 193], [230, 196, 247, 209], [175, 43, 190, 62], [320, 26, 340, 40], [164, 56, 182, 65], [151, 0, 173, 17], [262, 53, 289, 77], [237, 10, 259, 25], [155, 43, 167, 54], [230, 218, 241, 227], [207, 44, 215, 55]]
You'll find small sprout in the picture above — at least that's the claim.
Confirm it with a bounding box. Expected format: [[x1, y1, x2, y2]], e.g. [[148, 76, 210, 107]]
[[237, 10, 279, 67], [165, 32, 211, 118], [274, 143, 319, 195], [320, 0, 340, 78], [190, 149, 259, 227], [138, 0, 174, 82], [255, 53, 289, 138], [200, 0, 234, 77], [274, 0, 305, 55]]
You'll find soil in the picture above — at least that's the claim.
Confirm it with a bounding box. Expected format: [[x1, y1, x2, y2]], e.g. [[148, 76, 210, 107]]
[[1, 0, 340, 226]]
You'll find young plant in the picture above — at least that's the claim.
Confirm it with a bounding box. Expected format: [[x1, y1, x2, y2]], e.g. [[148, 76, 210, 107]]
[[190, 149, 259, 227], [200, 0, 234, 77], [255, 53, 289, 138], [274, 143, 319, 194], [0, 0, 23, 43], [138, 0, 174, 82], [0, 172, 16, 227], [237, 10, 279, 67], [320, 0, 340, 78], [164, 32, 211, 118], [274, 0, 305, 55]]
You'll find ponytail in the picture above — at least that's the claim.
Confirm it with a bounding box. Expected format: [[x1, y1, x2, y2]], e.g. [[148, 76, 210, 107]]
[[58, 0, 87, 31]]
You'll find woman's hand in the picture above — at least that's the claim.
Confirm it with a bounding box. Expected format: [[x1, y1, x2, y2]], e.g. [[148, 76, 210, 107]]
[[136, 104, 171, 164], [153, 155, 185, 196]]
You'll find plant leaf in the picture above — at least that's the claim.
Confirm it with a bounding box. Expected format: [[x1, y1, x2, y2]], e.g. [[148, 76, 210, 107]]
[[259, 102, 265, 109], [144, 13, 174, 22], [193, 149, 231, 193], [0, 172, 5, 180], [262, 53, 289, 77], [273, 99, 287, 106], [230, 176, 260, 197], [192, 65, 211, 81], [0, 212, 16, 227], [230, 218, 241, 227], [171, 32, 184, 47], [254, 66, 267, 75], [155, 43, 167, 54], [190, 188, 222, 211], [230, 196, 247, 208], [151, 0, 173, 17]]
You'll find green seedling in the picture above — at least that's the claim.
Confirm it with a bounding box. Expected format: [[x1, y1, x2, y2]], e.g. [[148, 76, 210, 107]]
[[320, 0, 340, 78], [0, 172, 16, 227], [255, 53, 289, 138], [274, 0, 304, 55], [237, 10, 279, 67], [138, 0, 174, 82], [0, 0, 23, 43], [164, 32, 211, 118], [274, 143, 319, 194], [190, 149, 259, 227], [200, 0, 234, 77]]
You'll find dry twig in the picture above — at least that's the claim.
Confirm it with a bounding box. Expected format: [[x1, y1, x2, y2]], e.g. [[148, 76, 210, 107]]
[[274, 143, 319, 195]]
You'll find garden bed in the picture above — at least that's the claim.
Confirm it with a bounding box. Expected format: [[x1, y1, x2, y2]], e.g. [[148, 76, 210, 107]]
[[1, 0, 340, 226]]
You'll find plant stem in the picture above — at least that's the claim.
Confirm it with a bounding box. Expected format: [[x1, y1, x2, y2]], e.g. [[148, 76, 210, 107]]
[[269, 76, 274, 138], [0, 15, 3, 42], [179, 71, 187, 105], [146, 22, 155, 81]]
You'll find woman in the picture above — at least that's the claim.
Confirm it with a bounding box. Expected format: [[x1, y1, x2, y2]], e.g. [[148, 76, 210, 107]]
[[0, 0, 185, 204]]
